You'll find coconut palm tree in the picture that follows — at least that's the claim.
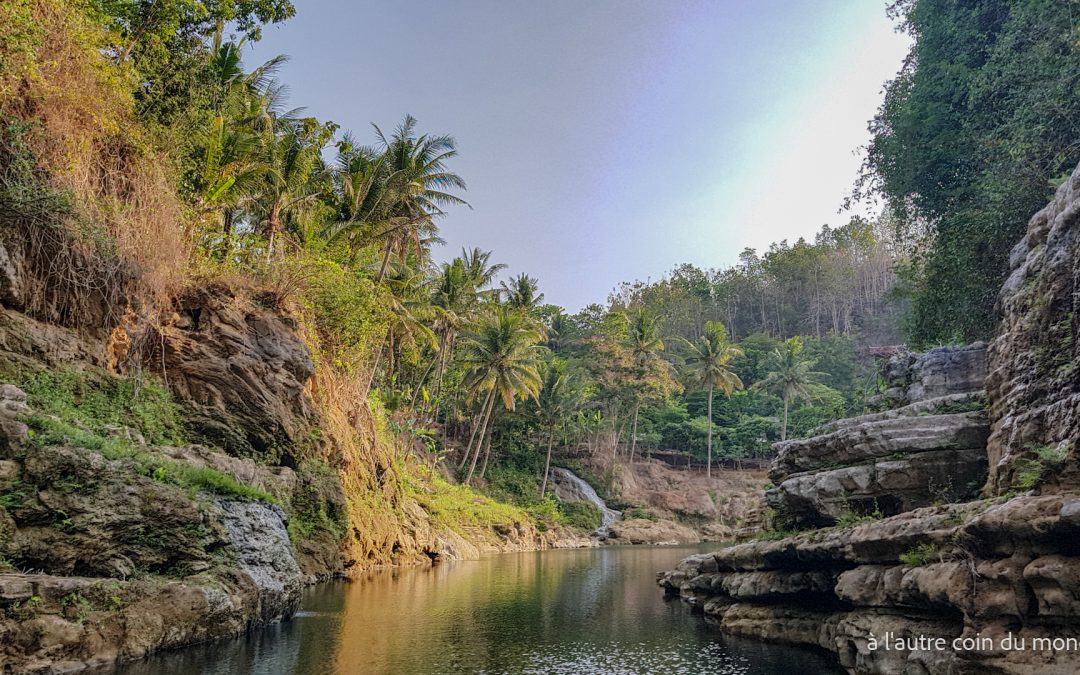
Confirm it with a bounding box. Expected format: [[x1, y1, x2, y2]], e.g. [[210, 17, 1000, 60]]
[[321, 135, 390, 254], [371, 115, 469, 281], [461, 246, 506, 293], [536, 358, 582, 499], [626, 309, 664, 463], [255, 118, 330, 256], [365, 259, 438, 395], [753, 336, 825, 441], [501, 274, 544, 312], [680, 321, 744, 478], [458, 307, 543, 484]]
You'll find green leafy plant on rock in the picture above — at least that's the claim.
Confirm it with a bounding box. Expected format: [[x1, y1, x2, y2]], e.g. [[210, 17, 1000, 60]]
[[899, 542, 939, 568]]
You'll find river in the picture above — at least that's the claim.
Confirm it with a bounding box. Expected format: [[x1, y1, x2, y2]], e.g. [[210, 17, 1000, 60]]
[[107, 545, 841, 674]]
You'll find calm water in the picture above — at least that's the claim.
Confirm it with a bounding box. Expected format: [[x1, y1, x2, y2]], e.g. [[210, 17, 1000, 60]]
[[109, 545, 841, 675]]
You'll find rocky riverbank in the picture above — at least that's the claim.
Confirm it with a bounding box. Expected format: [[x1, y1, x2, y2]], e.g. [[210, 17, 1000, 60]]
[[0, 262, 590, 672], [659, 163, 1080, 674]]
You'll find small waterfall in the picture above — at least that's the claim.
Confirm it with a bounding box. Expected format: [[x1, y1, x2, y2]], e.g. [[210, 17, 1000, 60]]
[[549, 467, 620, 535]]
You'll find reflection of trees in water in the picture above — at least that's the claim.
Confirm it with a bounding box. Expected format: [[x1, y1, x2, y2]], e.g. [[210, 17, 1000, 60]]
[[334, 546, 705, 673], [112, 546, 844, 674]]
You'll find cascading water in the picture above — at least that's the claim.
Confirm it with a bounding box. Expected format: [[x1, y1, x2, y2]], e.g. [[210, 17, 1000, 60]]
[[548, 467, 620, 535]]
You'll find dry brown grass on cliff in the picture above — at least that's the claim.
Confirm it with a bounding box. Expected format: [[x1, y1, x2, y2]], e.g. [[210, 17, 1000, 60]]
[[1, 0, 189, 326]]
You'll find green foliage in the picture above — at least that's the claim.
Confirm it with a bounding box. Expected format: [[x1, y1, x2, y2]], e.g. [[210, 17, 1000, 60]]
[[753, 528, 798, 542], [402, 467, 531, 532], [622, 506, 657, 521], [6, 594, 42, 621], [835, 504, 884, 528], [13, 368, 185, 445], [61, 592, 92, 625], [0, 481, 28, 509], [557, 500, 602, 531], [899, 542, 940, 568], [862, 0, 1080, 346], [1011, 443, 1070, 491]]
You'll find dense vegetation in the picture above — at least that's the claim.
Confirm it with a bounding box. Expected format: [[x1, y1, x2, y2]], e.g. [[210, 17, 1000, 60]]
[[860, 0, 1080, 346], [3, 0, 1076, 524]]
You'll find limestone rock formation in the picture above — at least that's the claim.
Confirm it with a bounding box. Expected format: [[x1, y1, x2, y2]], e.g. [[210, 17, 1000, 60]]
[[659, 495, 1080, 674], [606, 517, 700, 545], [768, 394, 989, 528], [869, 343, 988, 410], [988, 162, 1080, 494]]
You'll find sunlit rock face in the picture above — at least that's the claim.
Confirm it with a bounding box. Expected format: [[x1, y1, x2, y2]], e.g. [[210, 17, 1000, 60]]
[[987, 162, 1080, 495]]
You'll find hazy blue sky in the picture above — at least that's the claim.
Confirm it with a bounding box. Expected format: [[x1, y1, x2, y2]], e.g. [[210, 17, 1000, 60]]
[[248, 1, 910, 311]]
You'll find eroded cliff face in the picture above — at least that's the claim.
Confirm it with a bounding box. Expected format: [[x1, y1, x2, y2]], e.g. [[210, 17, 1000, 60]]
[[660, 163, 1080, 674], [988, 162, 1080, 494], [0, 241, 554, 672]]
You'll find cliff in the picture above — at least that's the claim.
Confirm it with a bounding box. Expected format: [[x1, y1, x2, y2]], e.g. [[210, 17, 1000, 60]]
[[660, 162, 1080, 674], [0, 237, 564, 671]]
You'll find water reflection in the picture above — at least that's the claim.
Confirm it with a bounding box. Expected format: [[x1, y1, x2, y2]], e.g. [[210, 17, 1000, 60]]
[[109, 546, 842, 675]]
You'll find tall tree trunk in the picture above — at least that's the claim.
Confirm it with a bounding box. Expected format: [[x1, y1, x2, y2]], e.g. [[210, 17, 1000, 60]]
[[706, 383, 714, 479], [479, 423, 496, 480], [466, 392, 496, 484], [266, 199, 283, 258], [629, 403, 640, 465], [363, 325, 393, 397], [376, 238, 394, 282], [410, 345, 441, 410], [539, 428, 555, 499], [460, 388, 493, 470], [781, 395, 790, 441]]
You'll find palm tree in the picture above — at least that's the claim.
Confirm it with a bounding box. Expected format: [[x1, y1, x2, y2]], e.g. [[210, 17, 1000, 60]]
[[255, 118, 330, 256], [753, 336, 825, 441], [371, 115, 469, 281], [411, 258, 469, 409], [680, 321, 744, 478], [501, 274, 544, 312], [195, 46, 289, 241], [458, 308, 543, 484], [322, 135, 390, 254], [366, 259, 438, 395], [536, 358, 581, 499], [626, 309, 664, 464], [461, 246, 506, 293]]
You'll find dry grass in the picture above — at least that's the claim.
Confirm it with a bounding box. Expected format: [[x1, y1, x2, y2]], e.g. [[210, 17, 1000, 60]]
[[1, 0, 189, 327]]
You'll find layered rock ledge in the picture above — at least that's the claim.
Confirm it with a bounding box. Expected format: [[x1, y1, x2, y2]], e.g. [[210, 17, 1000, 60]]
[[659, 494, 1080, 674], [766, 344, 990, 530]]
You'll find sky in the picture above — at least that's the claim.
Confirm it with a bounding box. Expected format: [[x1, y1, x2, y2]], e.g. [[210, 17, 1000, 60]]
[[247, 0, 911, 312]]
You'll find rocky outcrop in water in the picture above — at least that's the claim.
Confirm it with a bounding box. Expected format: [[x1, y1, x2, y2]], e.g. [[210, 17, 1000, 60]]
[[0, 384, 304, 672], [659, 494, 1080, 674]]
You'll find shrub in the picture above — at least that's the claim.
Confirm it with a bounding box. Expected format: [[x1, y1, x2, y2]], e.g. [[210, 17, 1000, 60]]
[[558, 501, 602, 531], [899, 542, 939, 567], [622, 506, 657, 521], [1012, 443, 1070, 491]]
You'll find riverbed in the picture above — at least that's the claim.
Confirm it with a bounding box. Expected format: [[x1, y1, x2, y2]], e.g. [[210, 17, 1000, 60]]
[[107, 545, 841, 674]]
